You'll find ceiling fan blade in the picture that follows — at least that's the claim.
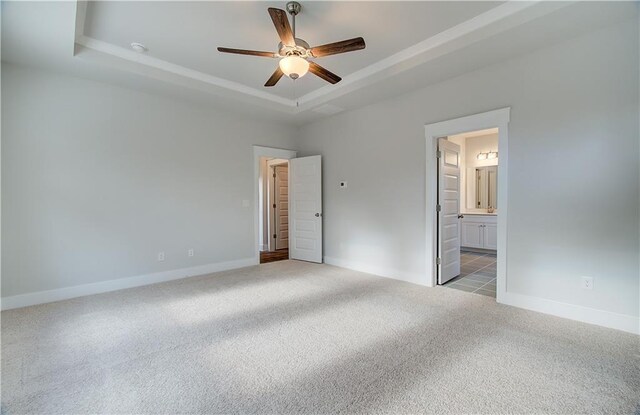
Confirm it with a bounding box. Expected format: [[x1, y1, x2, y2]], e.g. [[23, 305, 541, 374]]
[[310, 37, 366, 58], [265, 67, 285, 87], [268, 8, 295, 47], [308, 61, 341, 84], [217, 47, 276, 58]]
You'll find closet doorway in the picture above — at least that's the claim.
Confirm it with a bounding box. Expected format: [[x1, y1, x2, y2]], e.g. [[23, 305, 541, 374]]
[[259, 158, 290, 264]]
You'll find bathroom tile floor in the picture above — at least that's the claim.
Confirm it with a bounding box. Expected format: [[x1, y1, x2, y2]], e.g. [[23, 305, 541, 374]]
[[443, 250, 497, 298]]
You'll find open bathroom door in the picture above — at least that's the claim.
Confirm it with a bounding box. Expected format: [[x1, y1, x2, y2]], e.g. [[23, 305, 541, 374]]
[[437, 138, 461, 284]]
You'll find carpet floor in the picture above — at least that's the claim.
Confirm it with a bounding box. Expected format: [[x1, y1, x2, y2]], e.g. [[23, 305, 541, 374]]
[[2, 261, 639, 414]]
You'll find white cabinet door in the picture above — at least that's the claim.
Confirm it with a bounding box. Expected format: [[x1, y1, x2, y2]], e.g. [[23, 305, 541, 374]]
[[461, 222, 483, 248], [289, 155, 322, 263], [483, 224, 498, 250]]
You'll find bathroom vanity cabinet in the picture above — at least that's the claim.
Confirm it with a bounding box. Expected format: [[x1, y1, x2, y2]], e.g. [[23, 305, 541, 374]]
[[461, 214, 497, 250]]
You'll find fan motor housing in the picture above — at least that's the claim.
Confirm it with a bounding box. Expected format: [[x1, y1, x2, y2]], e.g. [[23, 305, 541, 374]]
[[278, 38, 310, 58]]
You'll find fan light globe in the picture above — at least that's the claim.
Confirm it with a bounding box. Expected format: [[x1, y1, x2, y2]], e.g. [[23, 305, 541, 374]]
[[279, 56, 309, 79]]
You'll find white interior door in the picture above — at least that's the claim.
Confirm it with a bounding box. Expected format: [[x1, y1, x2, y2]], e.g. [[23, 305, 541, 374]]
[[438, 138, 461, 284], [274, 165, 289, 250], [289, 155, 322, 263]]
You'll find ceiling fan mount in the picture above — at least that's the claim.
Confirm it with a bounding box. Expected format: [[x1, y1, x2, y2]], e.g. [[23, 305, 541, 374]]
[[285, 1, 302, 17], [217, 2, 366, 87]]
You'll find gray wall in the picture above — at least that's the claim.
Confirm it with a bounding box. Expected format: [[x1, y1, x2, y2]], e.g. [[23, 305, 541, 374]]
[[297, 18, 639, 318], [1, 63, 296, 297]]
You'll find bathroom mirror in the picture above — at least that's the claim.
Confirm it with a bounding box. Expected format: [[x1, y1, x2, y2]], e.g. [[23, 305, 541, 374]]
[[467, 166, 497, 210]]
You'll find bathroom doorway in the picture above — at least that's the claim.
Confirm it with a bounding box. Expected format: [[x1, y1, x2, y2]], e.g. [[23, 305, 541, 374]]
[[424, 108, 510, 302], [439, 129, 499, 297]]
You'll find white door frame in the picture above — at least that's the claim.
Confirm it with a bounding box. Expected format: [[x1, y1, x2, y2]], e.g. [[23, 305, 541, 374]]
[[253, 146, 297, 264], [424, 108, 510, 303]]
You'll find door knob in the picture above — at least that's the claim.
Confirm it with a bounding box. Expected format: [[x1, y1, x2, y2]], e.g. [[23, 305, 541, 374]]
[[457, 214, 464, 219], [315, 213, 322, 217]]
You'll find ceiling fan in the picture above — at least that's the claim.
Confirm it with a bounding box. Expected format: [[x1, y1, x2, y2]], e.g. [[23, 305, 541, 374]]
[[217, 2, 366, 87]]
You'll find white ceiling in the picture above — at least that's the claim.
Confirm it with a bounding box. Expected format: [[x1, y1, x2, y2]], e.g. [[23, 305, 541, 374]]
[[2, 1, 636, 125]]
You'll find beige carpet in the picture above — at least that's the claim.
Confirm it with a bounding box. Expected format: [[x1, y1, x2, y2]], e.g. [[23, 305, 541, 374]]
[[2, 260, 639, 414]]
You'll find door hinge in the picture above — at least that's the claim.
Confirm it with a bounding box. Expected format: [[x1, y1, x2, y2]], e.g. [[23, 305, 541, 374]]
[[273, 173, 276, 178], [273, 234, 277, 239], [436, 150, 442, 158], [436, 204, 441, 212], [273, 203, 276, 208], [436, 257, 441, 265]]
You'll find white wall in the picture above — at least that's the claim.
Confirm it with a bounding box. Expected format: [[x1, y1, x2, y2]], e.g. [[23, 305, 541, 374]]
[[1, 63, 297, 299], [298, 18, 639, 324]]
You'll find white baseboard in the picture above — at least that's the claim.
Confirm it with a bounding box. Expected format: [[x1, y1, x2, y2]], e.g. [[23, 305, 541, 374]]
[[500, 291, 639, 335], [324, 256, 638, 335], [1, 257, 258, 311], [324, 256, 428, 287]]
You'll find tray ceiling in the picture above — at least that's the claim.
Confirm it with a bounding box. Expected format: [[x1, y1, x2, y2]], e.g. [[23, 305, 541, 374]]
[[82, 1, 503, 99]]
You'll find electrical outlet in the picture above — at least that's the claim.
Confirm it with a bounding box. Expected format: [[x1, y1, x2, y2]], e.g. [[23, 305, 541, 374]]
[[340, 181, 348, 189], [157, 252, 165, 261], [581, 276, 593, 290], [188, 249, 194, 257]]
